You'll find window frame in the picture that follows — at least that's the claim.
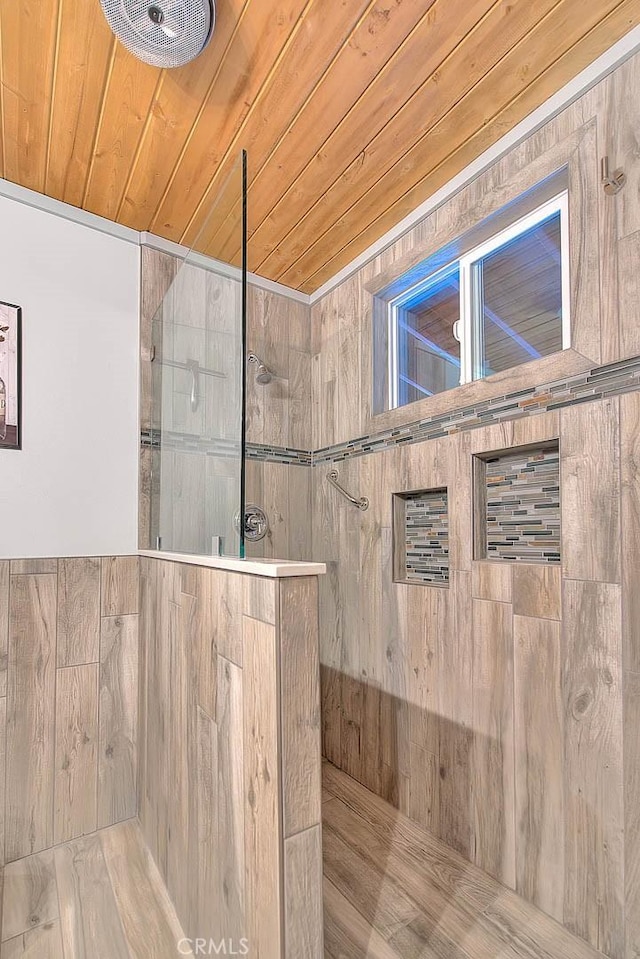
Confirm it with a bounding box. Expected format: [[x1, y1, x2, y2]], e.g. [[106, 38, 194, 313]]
[[387, 191, 570, 411]]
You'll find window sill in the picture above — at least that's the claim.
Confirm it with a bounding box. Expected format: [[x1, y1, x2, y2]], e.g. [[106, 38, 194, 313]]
[[368, 348, 592, 434]]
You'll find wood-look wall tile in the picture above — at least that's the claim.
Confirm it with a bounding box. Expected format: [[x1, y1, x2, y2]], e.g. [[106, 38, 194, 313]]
[[100, 820, 188, 957], [619, 233, 640, 360], [98, 615, 138, 829], [140, 564, 172, 876], [136, 561, 153, 825], [593, 81, 620, 367], [0, 561, 8, 698], [437, 570, 473, 859], [0, 696, 5, 866], [243, 462, 266, 560], [621, 391, 640, 674], [190, 568, 217, 720], [280, 578, 321, 837], [408, 743, 439, 835], [320, 664, 342, 768], [260, 463, 291, 562], [2, 848, 58, 940], [472, 562, 512, 604], [289, 351, 312, 452], [1, 920, 65, 958], [243, 615, 281, 959], [510, 410, 560, 448], [613, 54, 640, 241], [563, 579, 624, 958], [10, 560, 57, 575], [192, 705, 220, 944], [140, 247, 177, 434], [216, 657, 245, 944], [243, 574, 277, 628], [624, 670, 640, 959], [284, 825, 323, 959], [211, 571, 243, 667], [407, 587, 444, 760], [166, 596, 190, 928], [57, 558, 101, 667], [54, 664, 99, 845], [561, 398, 621, 584], [54, 833, 131, 959], [100, 557, 139, 617], [340, 670, 364, 785], [512, 565, 561, 620], [287, 466, 313, 563], [568, 121, 601, 363], [447, 431, 473, 572], [138, 447, 153, 551], [471, 598, 515, 889], [6, 574, 57, 861], [513, 615, 564, 920]]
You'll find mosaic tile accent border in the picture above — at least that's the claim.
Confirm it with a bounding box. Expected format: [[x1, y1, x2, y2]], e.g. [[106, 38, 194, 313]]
[[399, 488, 449, 585], [140, 430, 310, 465], [244, 443, 312, 466], [313, 354, 640, 464], [140, 428, 241, 459], [142, 354, 640, 467], [481, 446, 560, 564]]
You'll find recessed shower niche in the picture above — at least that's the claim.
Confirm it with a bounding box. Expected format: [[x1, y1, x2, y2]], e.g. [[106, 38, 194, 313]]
[[393, 487, 449, 586], [474, 441, 561, 564]]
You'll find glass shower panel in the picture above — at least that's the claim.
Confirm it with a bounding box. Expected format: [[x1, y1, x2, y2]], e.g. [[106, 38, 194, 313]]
[[150, 151, 246, 557]]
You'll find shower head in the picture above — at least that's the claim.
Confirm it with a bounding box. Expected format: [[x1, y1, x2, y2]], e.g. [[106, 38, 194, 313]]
[[247, 352, 273, 385]]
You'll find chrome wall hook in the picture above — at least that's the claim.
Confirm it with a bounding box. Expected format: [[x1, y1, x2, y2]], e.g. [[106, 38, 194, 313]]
[[601, 156, 626, 195]]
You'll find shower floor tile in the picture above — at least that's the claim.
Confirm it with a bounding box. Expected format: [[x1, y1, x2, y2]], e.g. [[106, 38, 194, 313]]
[[0, 820, 189, 958], [322, 761, 602, 959]]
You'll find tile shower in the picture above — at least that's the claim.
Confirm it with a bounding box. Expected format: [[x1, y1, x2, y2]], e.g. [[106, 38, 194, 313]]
[[153, 51, 640, 959]]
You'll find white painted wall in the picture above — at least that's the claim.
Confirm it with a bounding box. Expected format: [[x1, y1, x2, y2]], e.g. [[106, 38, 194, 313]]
[[0, 195, 140, 557]]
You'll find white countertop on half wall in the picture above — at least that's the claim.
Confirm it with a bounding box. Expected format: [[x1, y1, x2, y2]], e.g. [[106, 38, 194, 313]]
[[138, 550, 326, 578]]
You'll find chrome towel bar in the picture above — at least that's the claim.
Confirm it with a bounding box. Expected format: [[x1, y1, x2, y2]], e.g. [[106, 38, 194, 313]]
[[326, 469, 369, 511]]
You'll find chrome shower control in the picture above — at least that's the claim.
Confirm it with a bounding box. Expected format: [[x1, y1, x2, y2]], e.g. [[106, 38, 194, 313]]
[[235, 504, 270, 542]]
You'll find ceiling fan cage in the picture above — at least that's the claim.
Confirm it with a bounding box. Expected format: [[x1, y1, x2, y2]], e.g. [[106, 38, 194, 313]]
[[99, 0, 215, 68]]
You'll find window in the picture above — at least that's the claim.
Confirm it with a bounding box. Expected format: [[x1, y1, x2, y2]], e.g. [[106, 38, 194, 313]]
[[387, 193, 569, 410]]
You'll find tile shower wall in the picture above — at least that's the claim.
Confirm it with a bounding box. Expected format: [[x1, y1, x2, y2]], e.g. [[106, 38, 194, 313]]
[[136, 50, 640, 959], [0, 556, 139, 867], [311, 52, 640, 959], [482, 446, 561, 564], [244, 285, 314, 562], [139, 252, 314, 562]]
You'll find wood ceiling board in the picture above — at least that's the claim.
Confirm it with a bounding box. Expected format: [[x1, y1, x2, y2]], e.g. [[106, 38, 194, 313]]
[[300, 0, 639, 293], [257, 0, 569, 282], [115, 0, 250, 229], [247, 0, 500, 274], [1, 0, 60, 193], [189, 0, 435, 260], [148, 0, 312, 240], [46, 0, 114, 207], [282, 0, 638, 292], [0, 0, 638, 293], [82, 44, 160, 220], [181, 0, 384, 261]]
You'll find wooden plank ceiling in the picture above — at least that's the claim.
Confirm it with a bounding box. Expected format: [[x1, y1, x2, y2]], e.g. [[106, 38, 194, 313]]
[[0, 0, 638, 293]]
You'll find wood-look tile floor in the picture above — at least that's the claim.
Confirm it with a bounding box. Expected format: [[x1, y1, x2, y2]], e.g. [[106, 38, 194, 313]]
[[322, 761, 603, 959], [0, 820, 189, 958]]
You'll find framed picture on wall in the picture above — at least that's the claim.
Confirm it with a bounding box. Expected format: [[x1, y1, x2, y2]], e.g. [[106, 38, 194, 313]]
[[0, 301, 22, 450]]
